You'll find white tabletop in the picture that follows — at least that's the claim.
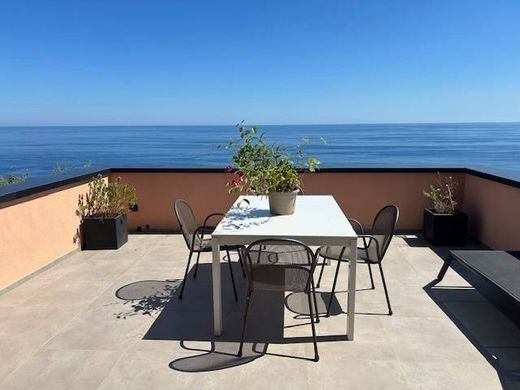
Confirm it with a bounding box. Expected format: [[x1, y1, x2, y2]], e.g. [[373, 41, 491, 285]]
[[212, 195, 357, 246]]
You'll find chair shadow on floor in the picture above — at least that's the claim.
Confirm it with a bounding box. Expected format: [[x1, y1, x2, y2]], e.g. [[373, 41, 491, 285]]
[[286, 289, 389, 319], [426, 277, 520, 390], [169, 341, 267, 372], [114, 263, 352, 371]]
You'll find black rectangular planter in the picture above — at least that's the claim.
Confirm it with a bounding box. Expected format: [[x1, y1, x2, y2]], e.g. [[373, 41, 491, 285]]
[[423, 208, 468, 246], [81, 214, 128, 250]]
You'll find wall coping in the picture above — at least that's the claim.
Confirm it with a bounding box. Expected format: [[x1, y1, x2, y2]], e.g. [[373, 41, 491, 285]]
[[1, 166, 519, 204], [0, 168, 110, 203]]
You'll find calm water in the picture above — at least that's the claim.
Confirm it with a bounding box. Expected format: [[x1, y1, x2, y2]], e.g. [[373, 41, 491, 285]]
[[1, 123, 519, 179]]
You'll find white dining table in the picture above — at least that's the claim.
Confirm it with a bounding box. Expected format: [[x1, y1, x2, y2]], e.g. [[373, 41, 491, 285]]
[[211, 195, 358, 339]]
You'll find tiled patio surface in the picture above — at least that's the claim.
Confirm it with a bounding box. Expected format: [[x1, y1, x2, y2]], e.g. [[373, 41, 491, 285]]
[[1, 234, 519, 389]]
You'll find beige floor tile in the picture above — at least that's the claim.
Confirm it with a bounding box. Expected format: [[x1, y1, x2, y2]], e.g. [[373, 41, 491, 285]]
[[306, 357, 410, 390], [1, 349, 119, 390]]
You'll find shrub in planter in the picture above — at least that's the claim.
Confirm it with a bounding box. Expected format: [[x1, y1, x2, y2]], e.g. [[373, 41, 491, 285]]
[[224, 123, 322, 215], [423, 174, 468, 245], [77, 175, 137, 250]]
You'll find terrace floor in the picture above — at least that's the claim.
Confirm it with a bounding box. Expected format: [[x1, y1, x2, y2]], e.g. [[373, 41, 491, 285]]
[[1, 234, 519, 389]]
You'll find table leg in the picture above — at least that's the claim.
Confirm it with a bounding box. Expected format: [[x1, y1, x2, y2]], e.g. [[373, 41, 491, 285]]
[[347, 238, 357, 340], [436, 254, 453, 282], [212, 238, 222, 336]]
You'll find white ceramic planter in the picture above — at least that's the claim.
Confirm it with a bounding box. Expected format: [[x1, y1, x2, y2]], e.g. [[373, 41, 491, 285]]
[[268, 190, 299, 215]]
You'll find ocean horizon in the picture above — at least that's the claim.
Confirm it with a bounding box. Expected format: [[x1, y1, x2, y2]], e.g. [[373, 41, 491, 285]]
[[1, 122, 519, 180]]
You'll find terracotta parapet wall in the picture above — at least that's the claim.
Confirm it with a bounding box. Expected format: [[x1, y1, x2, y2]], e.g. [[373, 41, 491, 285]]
[[110, 170, 466, 233], [462, 174, 520, 250], [2, 167, 519, 291], [0, 175, 108, 291]]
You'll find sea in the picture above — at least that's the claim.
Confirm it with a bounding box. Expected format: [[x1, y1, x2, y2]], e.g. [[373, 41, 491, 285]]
[[1, 122, 519, 180]]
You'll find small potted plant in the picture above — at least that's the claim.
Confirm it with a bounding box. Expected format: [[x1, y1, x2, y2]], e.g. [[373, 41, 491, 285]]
[[225, 123, 321, 215], [77, 175, 137, 250], [423, 173, 468, 245]]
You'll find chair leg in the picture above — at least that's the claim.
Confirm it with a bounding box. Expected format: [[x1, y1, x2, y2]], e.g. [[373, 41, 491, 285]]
[[226, 249, 238, 302], [326, 260, 342, 317], [237, 290, 252, 357], [316, 254, 327, 288], [237, 249, 247, 278], [179, 250, 193, 300], [311, 277, 320, 323], [307, 291, 320, 362], [367, 263, 375, 289], [193, 252, 201, 278], [379, 263, 392, 315]]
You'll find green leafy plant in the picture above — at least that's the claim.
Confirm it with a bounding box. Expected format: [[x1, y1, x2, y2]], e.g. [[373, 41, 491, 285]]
[[423, 173, 459, 214], [77, 175, 137, 219], [0, 169, 29, 186], [53, 160, 92, 176], [224, 123, 322, 195]]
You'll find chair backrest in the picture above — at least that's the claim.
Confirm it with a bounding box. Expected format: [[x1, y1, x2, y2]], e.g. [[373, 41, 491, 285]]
[[368, 205, 399, 262], [243, 239, 317, 293], [174, 199, 198, 250]]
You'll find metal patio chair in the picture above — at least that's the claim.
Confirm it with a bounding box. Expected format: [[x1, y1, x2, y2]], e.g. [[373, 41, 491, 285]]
[[237, 238, 320, 362], [316, 205, 399, 316], [174, 199, 246, 302]]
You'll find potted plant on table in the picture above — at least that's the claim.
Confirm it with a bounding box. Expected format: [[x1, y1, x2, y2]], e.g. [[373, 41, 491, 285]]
[[423, 173, 468, 245], [77, 175, 137, 250], [225, 123, 321, 215]]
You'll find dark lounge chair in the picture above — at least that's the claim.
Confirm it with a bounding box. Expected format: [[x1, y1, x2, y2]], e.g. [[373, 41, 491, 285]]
[[437, 250, 520, 307]]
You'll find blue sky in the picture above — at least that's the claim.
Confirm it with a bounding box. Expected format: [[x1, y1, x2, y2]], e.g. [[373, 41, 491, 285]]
[[0, 0, 519, 125]]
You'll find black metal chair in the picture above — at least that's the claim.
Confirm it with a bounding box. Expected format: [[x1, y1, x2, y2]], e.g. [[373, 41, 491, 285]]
[[316, 205, 399, 316], [237, 239, 320, 362], [316, 217, 373, 287], [174, 199, 246, 302]]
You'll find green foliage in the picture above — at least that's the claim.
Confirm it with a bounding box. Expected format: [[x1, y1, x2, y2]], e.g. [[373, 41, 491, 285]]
[[423, 173, 459, 214], [53, 160, 92, 176], [77, 175, 137, 219], [224, 123, 322, 195], [0, 169, 29, 186], [1, 159, 93, 186]]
